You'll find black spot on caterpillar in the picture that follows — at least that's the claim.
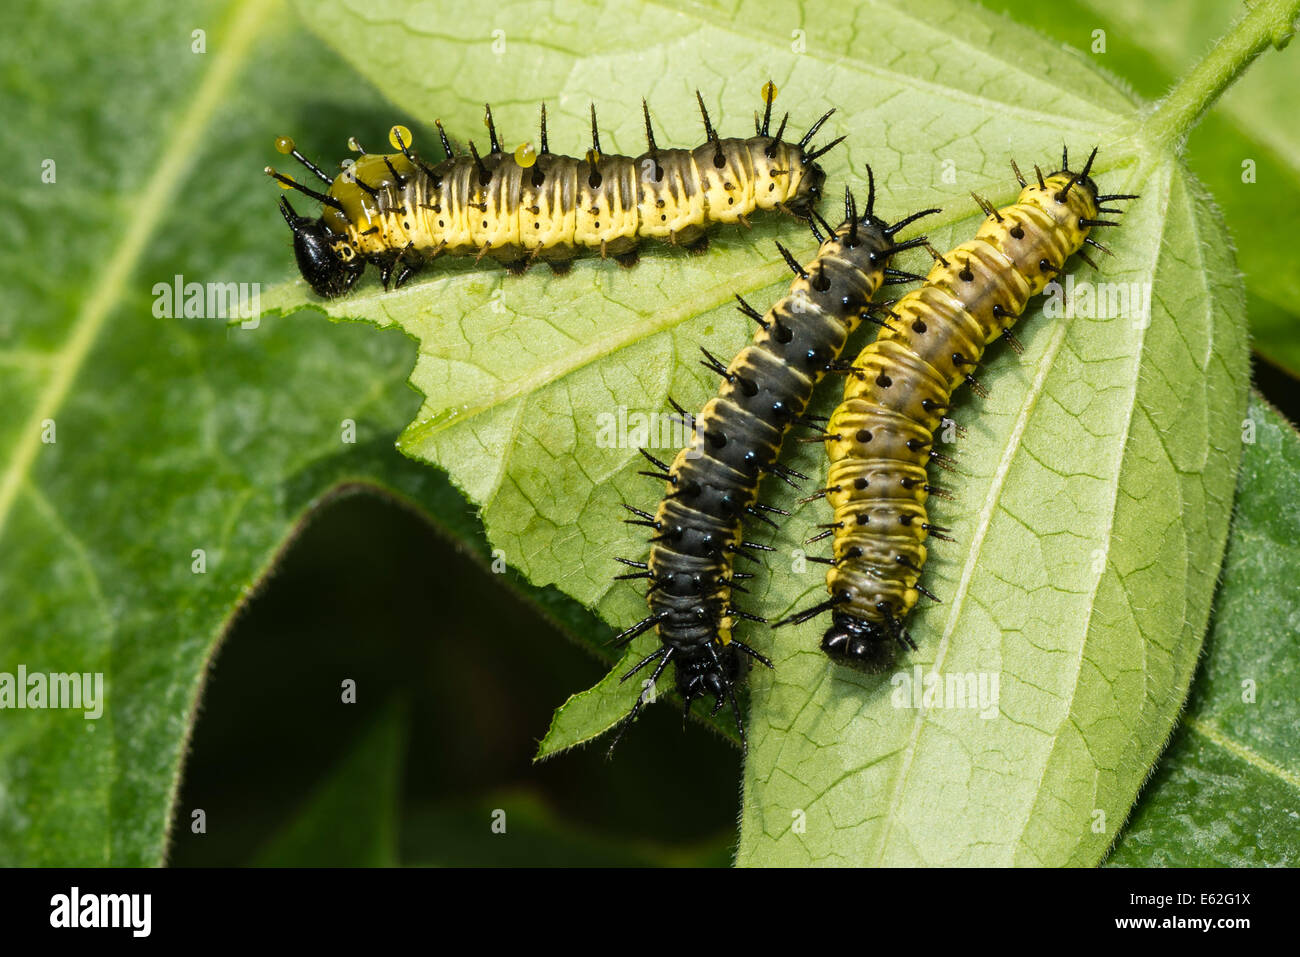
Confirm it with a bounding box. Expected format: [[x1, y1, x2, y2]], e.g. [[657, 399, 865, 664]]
[[776, 147, 1138, 673], [607, 174, 939, 753], [266, 83, 845, 298]]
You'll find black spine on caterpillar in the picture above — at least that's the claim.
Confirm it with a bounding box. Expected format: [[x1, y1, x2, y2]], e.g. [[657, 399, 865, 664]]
[[776, 147, 1138, 673], [266, 87, 846, 298], [607, 176, 939, 754]]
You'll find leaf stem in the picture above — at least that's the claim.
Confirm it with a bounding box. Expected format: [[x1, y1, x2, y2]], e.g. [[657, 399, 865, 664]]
[[1141, 0, 1300, 151]]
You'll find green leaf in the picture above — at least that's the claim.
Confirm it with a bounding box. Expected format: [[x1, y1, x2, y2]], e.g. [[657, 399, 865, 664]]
[[253, 698, 406, 867], [278, 0, 1265, 866], [1106, 393, 1300, 866]]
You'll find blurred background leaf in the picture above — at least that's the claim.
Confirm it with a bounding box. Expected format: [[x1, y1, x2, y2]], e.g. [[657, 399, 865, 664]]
[[1107, 393, 1300, 866], [252, 697, 406, 867]]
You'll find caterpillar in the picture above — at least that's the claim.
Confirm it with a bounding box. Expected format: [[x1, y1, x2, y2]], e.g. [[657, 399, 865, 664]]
[[607, 172, 938, 753], [776, 147, 1138, 672], [265, 85, 844, 298]]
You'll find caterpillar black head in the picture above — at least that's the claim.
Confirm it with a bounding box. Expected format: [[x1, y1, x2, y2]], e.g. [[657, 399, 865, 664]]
[[674, 642, 744, 713], [279, 198, 364, 298], [820, 610, 911, 674], [604, 611, 771, 759]]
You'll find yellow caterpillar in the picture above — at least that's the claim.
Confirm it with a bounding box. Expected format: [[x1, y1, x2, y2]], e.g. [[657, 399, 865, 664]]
[[266, 85, 842, 297]]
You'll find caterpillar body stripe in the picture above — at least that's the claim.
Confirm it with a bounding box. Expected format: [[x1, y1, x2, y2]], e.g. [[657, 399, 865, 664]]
[[267, 87, 843, 298], [608, 176, 938, 753], [777, 147, 1137, 673]]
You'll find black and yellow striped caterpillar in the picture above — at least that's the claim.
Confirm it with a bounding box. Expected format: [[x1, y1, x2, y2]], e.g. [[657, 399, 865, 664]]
[[776, 148, 1137, 672], [266, 85, 843, 298], [608, 174, 937, 752]]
